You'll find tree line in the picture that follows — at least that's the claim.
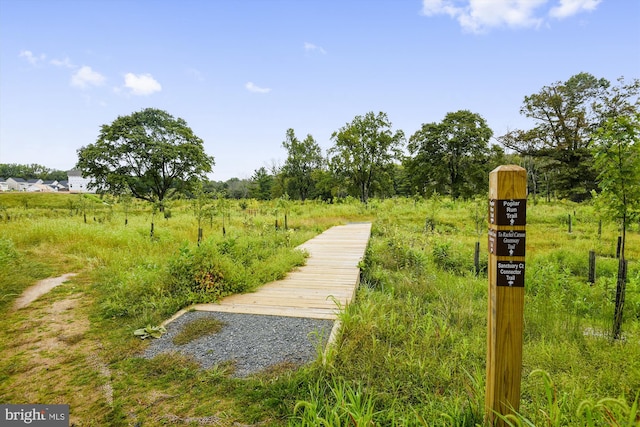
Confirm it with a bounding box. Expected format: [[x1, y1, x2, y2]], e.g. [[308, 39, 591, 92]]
[[215, 73, 639, 205], [4, 71, 624, 210], [0, 164, 68, 182]]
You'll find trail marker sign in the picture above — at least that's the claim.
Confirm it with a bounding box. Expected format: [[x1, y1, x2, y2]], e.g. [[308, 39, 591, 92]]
[[486, 165, 527, 426], [488, 229, 526, 257], [490, 199, 527, 226]]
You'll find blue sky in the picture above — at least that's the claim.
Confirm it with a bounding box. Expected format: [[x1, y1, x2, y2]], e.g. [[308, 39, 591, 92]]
[[0, 0, 638, 181]]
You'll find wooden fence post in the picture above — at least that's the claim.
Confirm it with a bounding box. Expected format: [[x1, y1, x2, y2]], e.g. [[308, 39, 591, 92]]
[[474, 241, 481, 276], [486, 165, 527, 426], [588, 250, 596, 284]]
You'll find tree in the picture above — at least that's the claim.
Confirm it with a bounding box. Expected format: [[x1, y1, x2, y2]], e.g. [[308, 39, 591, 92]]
[[406, 110, 493, 198], [500, 73, 639, 201], [281, 129, 323, 201], [249, 167, 273, 200], [328, 111, 405, 204], [225, 178, 250, 199], [592, 113, 640, 339], [0, 163, 67, 181], [76, 108, 214, 208]]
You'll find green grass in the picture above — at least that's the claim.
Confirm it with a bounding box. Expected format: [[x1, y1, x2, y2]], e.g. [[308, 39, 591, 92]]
[[172, 317, 226, 346], [0, 193, 638, 426]]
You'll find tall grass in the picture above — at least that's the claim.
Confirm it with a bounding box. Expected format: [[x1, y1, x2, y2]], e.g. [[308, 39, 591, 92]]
[[0, 194, 638, 425]]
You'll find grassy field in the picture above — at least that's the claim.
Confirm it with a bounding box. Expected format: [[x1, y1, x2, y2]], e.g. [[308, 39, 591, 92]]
[[0, 193, 638, 426]]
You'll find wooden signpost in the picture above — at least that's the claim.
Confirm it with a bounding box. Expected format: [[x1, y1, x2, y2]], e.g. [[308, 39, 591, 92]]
[[486, 165, 527, 425]]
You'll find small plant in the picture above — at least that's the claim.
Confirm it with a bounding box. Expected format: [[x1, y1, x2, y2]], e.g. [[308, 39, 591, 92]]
[[172, 317, 226, 346], [133, 324, 167, 340]]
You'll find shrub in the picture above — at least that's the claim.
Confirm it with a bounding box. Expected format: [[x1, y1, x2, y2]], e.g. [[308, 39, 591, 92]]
[[167, 241, 242, 300]]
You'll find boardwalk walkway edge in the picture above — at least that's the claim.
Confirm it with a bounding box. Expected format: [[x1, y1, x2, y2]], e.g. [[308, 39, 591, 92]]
[[162, 222, 372, 327]]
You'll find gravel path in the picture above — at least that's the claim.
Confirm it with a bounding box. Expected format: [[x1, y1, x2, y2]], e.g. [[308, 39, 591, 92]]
[[143, 311, 334, 377]]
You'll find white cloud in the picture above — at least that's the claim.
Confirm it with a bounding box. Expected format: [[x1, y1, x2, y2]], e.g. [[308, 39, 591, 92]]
[[19, 50, 46, 65], [549, 0, 601, 19], [421, 0, 601, 32], [71, 66, 106, 88], [245, 82, 271, 94], [304, 42, 327, 54], [124, 73, 162, 95], [50, 57, 75, 68]]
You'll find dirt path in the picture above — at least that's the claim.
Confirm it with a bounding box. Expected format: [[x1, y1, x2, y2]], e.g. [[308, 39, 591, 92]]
[[12, 272, 78, 310], [1, 273, 114, 425]]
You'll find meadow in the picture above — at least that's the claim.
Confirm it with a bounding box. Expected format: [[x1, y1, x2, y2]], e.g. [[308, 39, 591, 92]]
[[0, 192, 638, 426]]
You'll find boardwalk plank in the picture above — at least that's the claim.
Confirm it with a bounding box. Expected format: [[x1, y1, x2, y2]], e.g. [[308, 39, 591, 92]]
[[166, 223, 371, 322]]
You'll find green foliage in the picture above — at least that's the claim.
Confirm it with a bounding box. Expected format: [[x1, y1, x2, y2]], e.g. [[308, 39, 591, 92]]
[[172, 317, 225, 346], [2, 195, 639, 426], [133, 325, 167, 339], [0, 237, 18, 267], [167, 235, 308, 300], [76, 107, 214, 204], [328, 111, 405, 204], [500, 74, 640, 202], [291, 380, 378, 426], [593, 112, 640, 257], [406, 110, 493, 199], [282, 129, 324, 201], [496, 370, 640, 427], [0, 163, 67, 181], [0, 235, 52, 312], [249, 167, 274, 200]]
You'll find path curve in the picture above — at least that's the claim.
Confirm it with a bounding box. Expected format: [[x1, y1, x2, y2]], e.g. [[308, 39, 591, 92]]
[[12, 273, 78, 310]]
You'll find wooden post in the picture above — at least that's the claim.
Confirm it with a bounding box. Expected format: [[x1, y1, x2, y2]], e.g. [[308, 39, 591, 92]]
[[474, 241, 481, 276], [612, 259, 628, 339], [588, 250, 596, 284], [568, 214, 572, 233], [486, 165, 527, 426], [616, 236, 622, 258]]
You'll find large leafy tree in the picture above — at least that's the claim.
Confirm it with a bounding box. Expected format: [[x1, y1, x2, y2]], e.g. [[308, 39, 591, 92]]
[[76, 108, 214, 207], [281, 129, 323, 201], [500, 73, 639, 201], [328, 111, 405, 204], [406, 110, 493, 199]]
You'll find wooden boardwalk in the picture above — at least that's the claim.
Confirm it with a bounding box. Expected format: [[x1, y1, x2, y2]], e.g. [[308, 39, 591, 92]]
[[164, 222, 372, 324]]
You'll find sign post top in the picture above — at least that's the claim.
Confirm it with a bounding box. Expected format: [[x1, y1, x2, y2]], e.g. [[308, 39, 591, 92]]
[[489, 165, 527, 200], [490, 164, 527, 174]]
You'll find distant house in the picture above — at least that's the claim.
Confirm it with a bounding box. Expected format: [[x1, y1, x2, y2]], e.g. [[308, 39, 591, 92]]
[[57, 180, 69, 192], [28, 183, 59, 192], [6, 178, 29, 191], [43, 180, 61, 192], [67, 170, 96, 194], [26, 179, 47, 192], [0, 178, 8, 192]]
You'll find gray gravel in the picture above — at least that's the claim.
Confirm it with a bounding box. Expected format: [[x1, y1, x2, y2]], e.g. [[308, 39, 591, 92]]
[[143, 311, 334, 377]]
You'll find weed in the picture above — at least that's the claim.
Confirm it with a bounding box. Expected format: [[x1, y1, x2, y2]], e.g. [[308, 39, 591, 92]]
[[133, 325, 167, 340], [172, 317, 226, 346]]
